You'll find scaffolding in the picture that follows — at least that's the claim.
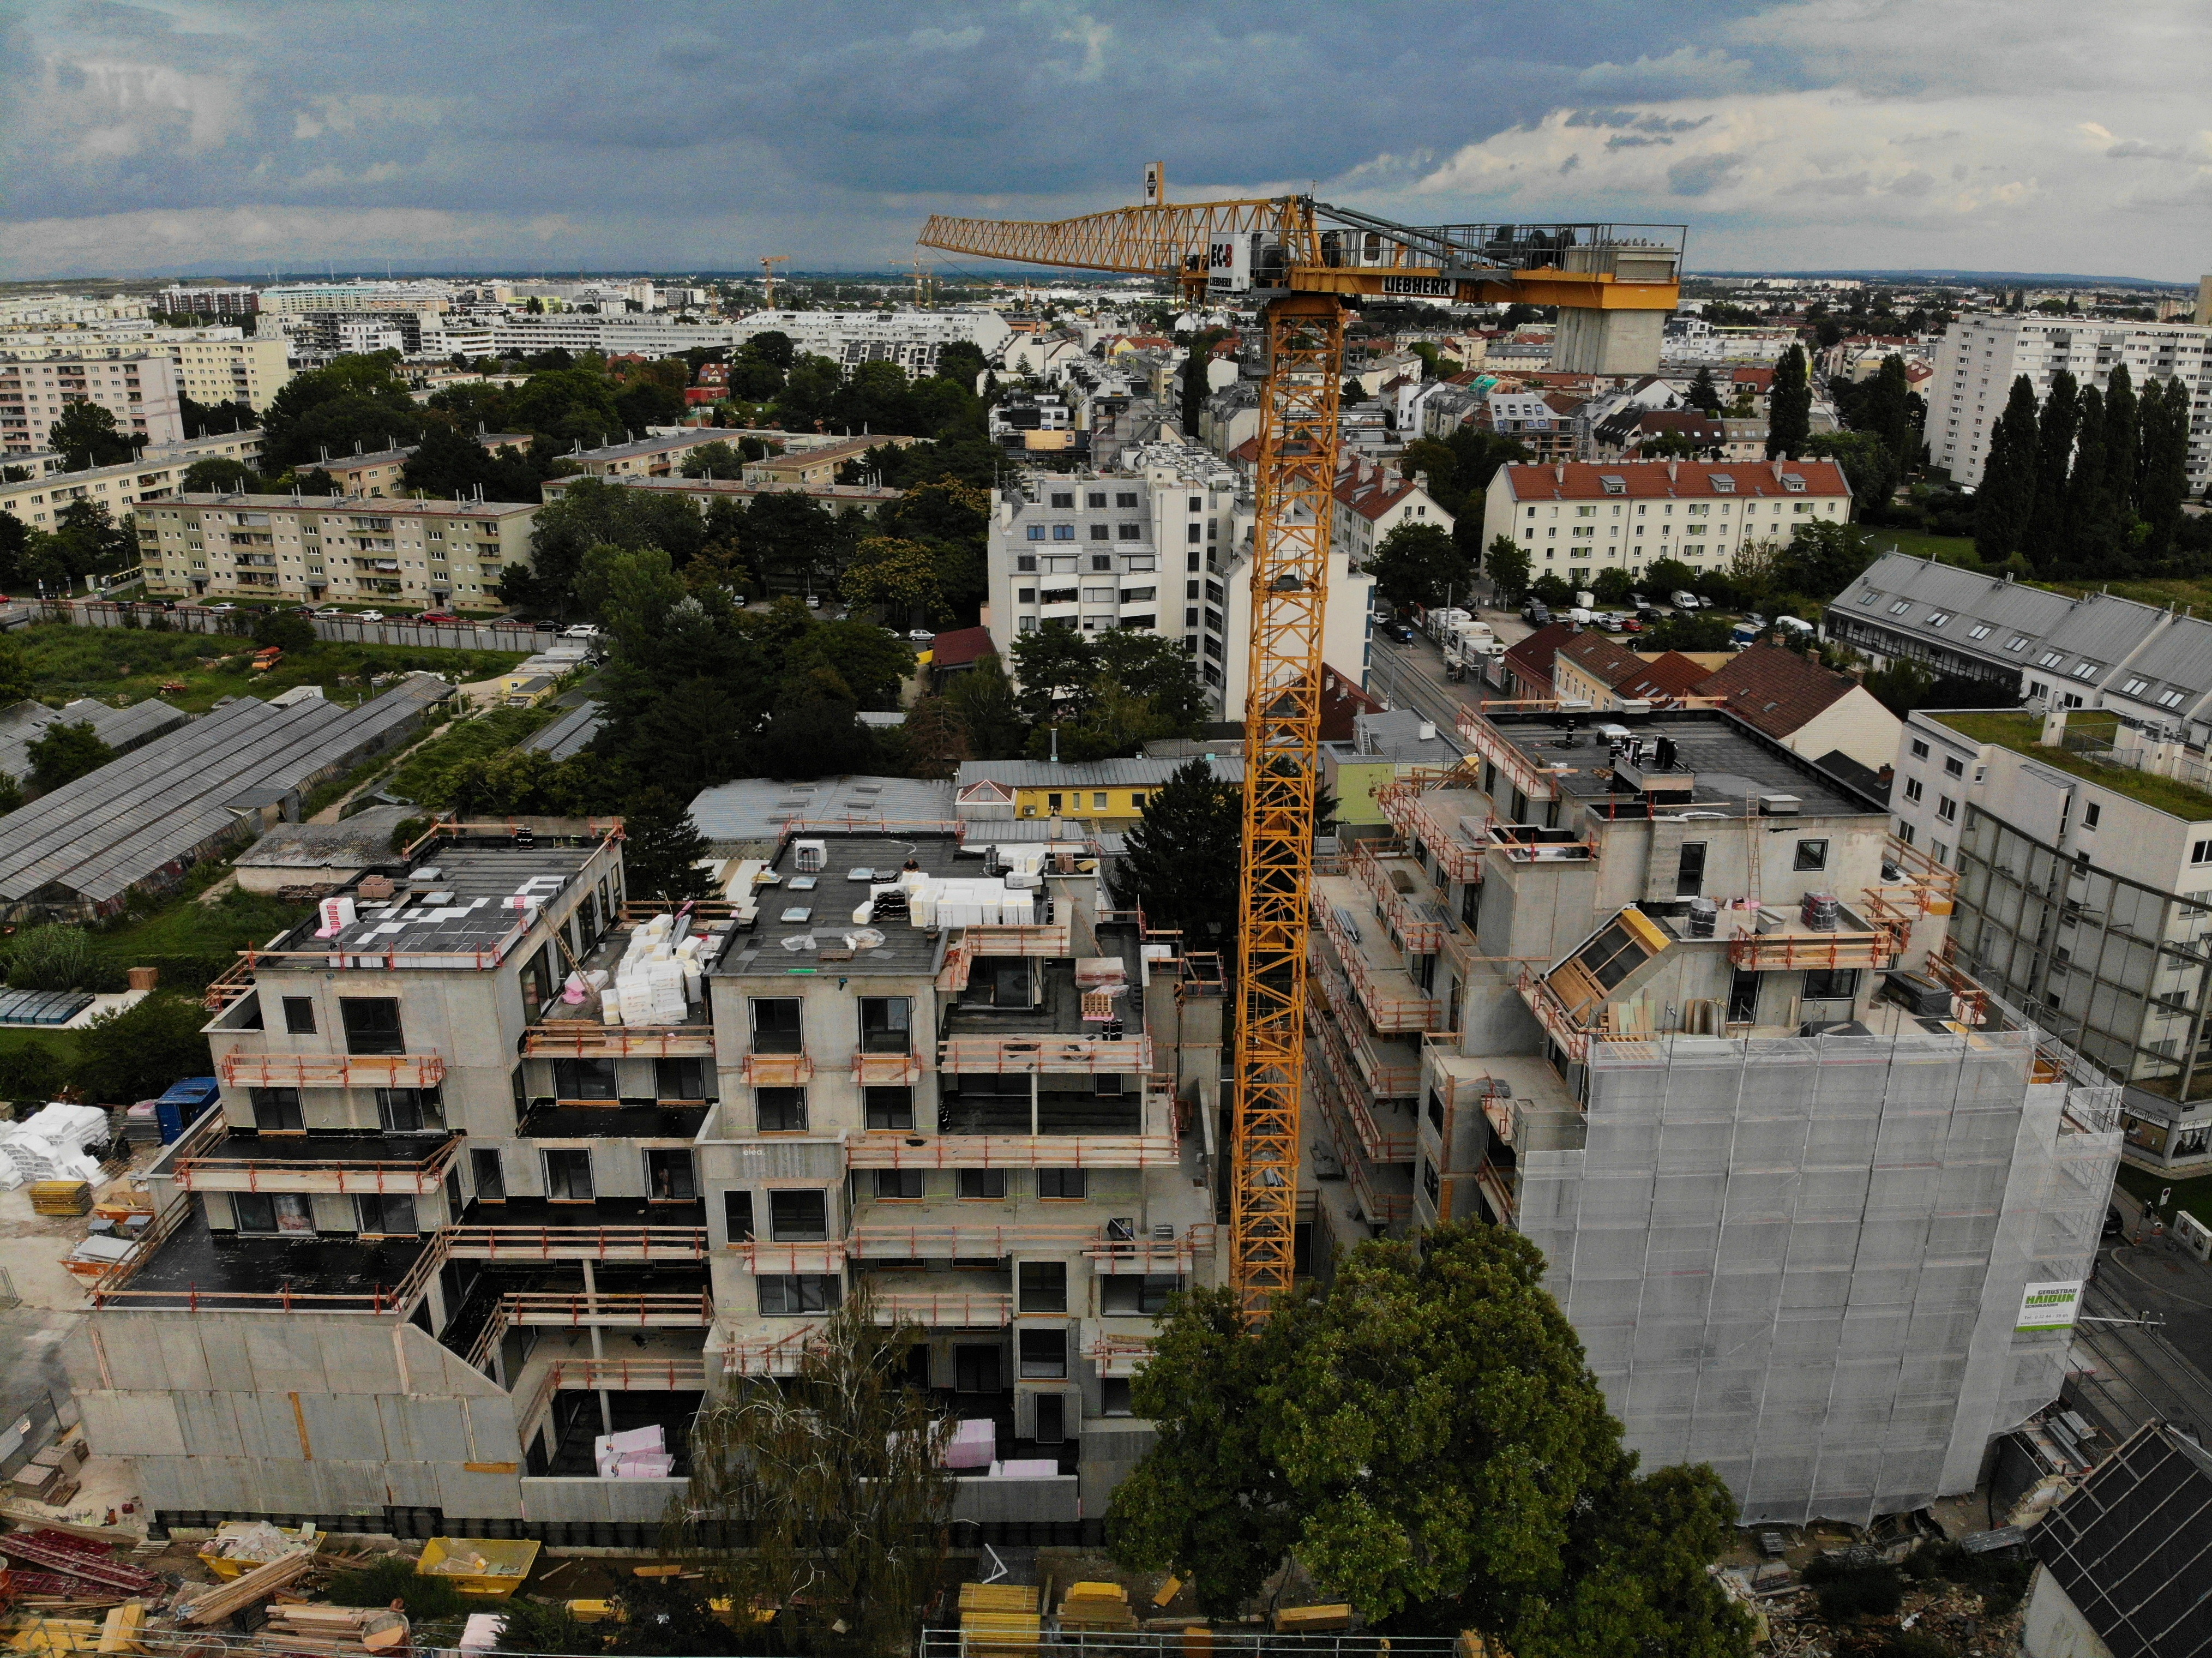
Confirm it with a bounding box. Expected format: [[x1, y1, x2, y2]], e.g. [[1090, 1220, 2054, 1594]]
[[739, 1053, 814, 1086], [1518, 1024, 2121, 1525], [936, 924, 1072, 992], [217, 1052, 446, 1088], [1309, 890, 1444, 1034], [173, 1134, 462, 1196], [937, 1034, 1157, 1073], [1347, 838, 1446, 954], [851, 1052, 929, 1085], [868, 1290, 1013, 1327], [1375, 772, 1490, 883]]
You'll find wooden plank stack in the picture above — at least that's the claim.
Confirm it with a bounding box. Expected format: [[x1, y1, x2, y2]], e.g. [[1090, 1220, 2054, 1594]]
[[259, 1603, 410, 1654], [959, 1582, 1041, 1657], [1272, 1604, 1354, 1634], [1059, 1582, 1138, 1632], [29, 1184, 93, 1218], [173, 1549, 317, 1626]]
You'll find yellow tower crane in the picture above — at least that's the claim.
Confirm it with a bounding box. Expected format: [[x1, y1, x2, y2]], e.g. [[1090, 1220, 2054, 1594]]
[[922, 171, 1683, 1318], [758, 255, 791, 309]]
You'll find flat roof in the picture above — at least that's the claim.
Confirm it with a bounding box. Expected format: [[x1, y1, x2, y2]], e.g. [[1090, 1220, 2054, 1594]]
[[687, 776, 953, 845], [1928, 709, 2212, 822], [114, 1205, 431, 1305], [147, 492, 535, 519], [713, 831, 972, 981], [1484, 708, 1886, 820], [297, 844, 598, 963]]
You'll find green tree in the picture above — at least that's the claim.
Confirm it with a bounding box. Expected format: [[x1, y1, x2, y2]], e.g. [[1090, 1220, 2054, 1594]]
[[1009, 622, 1097, 724], [1973, 379, 2039, 566], [1484, 536, 1530, 604], [75, 994, 213, 1103], [27, 721, 113, 790], [2024, 370, 2079, 576], [622, 789, 713, 900], [47, 401, 139, 469], [1107, 759, 1242, 946], [2101, 362, 2139, 550], [2138, 377, 2193, 557], [941, 653, 1027, 760], [2061, 386, 2108, 572], [1367, 521, 1470, 614], [1776, 520, 1882, 600], [788, 618, 917, 710], [1642, 612, 1735, 651], [1109, 1225, 1752, 1654], [49, 498, 135, 582], [526, 477, 707, 615], [1644, 556, 1698, 597], [1529, 573, 1574, 608], [0, 641, 35, 705], [840, 536, 944, 622], [179, 457, 259, 494], [1685, 367, 1723, 414], [252, 609, 317, 652], [0, 772, 23, 815], [1860, 353, 1918, 471], [675, 1286, 952, 1658], [258, 355, 424, 472], [899, 694, 970, 779], [1765, 345, 1811, 459], [678, 440, 743, 478]]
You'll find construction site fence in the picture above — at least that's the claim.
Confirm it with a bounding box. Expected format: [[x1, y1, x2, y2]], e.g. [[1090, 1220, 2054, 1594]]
[[919, 1630, 1457, 1658]]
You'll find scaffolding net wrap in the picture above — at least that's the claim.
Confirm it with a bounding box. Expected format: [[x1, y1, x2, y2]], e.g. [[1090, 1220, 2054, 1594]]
[[1519, 1029, 2120, 1525]]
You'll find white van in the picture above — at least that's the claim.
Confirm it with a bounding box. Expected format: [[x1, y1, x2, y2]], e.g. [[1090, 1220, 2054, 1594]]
[[1669, 591, 1702, 611]]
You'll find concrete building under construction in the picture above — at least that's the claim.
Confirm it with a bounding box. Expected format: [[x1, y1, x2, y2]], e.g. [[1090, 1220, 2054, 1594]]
[[1308, 705, 2120, 1524]]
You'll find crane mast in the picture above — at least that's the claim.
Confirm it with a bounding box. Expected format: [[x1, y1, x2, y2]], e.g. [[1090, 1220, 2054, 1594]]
[[921, 173, 1682, 1319]]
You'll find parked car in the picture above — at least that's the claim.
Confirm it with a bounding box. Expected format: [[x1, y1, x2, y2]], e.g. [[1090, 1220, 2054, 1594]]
[[208, 602, 237, 612], [1381, 620, 1416, 642], [805, 594, 823, 609], [907, 629, 935, 645], [561, 623, 600, 639], [355, 610, 386, 622], [1628, 591, 1651, 611], [1775, 615, 1816, 636], [1616, 616, 1644, 635], [1520, 602, 1551, 627], [311, 608, 343, 618], [1635, 606, 1662, 626], [416, 610, 459, 623], [1669, 590, 1702, 611]]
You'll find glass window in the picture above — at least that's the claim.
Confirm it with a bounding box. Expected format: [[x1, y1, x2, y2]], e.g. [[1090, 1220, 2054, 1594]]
[[1102, 1378, 1134, 1416], [752, 998, 803, 1054], [1794, 839, 1829, 872], [552, 1058, 617, 1101], [864, 1086, 914, 1130], [1018, 1260, 1068, 1312], [1802, 968, 1860, 1000], [757, 1088, 807, 1132], [232, 1192, 313, 1234], [759, 1275, 840, 1315], [645, 1149, 697, 1202], [339, 998, 404, 1055], [377, 1086, 442, 1132], [1037, 1168, 1089, 1200], [655, 1057, 708, 1100], [471, 1147, 505, 1202], [874, 1169, 923, 1200], [769, 1189, 828, 1241], [356, 1193, 417, 1235], [250, 1087, 302, 1131], [1018, 1327, 1068, 1379], [281, 996, 316, 1035], [724, 1190, 754, 1242], [543, 1148, 594, 1200], [959, 1169, 1008, 1199], [859, 998, 911, 1054]]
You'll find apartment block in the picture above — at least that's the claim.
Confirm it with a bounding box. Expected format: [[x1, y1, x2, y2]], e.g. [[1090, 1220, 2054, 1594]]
[[987, 443, 1376, 712], [0, 352, 185, 454], [157, 286, 261, 319], [1309, 706, 2117, 1524], [62, 818, 1226, 1539], [0, 337, 292, 420], [0, 430, 264, 526], [1929, 314, 2212, 492], [134, 492, 536, 606], [1483, 458, 1852, 588], [1895, 704, 2212, 1174]]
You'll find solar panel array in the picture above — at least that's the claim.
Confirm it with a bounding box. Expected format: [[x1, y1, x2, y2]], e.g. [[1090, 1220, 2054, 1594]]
[[0, 988, 94, 1025], [0, 675, 450, 906]]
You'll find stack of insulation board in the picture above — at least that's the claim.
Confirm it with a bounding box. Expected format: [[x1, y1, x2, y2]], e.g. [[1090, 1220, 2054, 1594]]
[[959, 1583, 1039, 1657], [1058, 1583, 1138, 1632], [605, 914, 702, 1025]]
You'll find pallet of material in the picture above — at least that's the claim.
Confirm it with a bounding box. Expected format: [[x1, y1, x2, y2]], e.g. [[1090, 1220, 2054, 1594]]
[[29, 1182, 92, 1217], [260, 1603, 410, 1653], [8, 1618, 101, 1654], [959, 1584, 1040, 1615], [11, 1465, 61, 1501], [0, 1532, 158, 1597], [959, 1612, 1041, 1657], [1272, 1604, 1354, 1633], [1059, 1582, 1138, 1631], [173, 1549, 318, 1626]]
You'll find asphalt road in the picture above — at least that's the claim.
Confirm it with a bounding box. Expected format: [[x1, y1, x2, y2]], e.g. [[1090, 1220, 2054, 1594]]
[[2064, 1240, 2212, 1444], [1365, 602, 1539, 734]]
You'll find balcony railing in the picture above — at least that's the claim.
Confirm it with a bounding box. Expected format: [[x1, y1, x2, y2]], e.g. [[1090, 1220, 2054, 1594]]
[[501, 1290, 714, 1328], [1085, 1333, 1158, 1377], [849, 1221, 1104, 1260], [1348, 838, 1446, 954], [937, 1034, 1155, 1073], [1307, 1028, 1417, 1163], [937, 924, 1072, 992], [1474, 1161, 1517, 1227], [514, 1357, 708, 1443], [1088, 1224, 1216, 1272], [725, 1240, 848, 1271], [1311, 894, 1443, 1034], [851, 1052, 927, 1085], [712, 1322, 826, 1375], [443, 1225, 708, 1262], [868, 1291, 1014, 1327], [1516, 968, 1591, 1064], [740, 1052, 814, 1086], [173, 1133, 462, 1196], [524, 1021, 715, 1058], [1725, 930, 1896, 972], [844, 1134, 1182, 1169], [217, 1052, 447, 1088]]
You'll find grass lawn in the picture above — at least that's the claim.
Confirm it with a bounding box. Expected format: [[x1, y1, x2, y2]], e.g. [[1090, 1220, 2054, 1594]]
[[1928, 709, 2212, 821], [5, 622, 527, 714], [1867, 527, 1980, 567], [95, 883, 312, 958], [2026, 575, 2212, 615]]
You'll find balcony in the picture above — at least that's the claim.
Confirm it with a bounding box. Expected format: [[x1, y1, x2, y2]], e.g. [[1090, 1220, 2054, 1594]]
[[1085, 1331, 1157, 1377], [218, 1052, 447, 1089], [847, 1218, 1105, 1260], [710, 1322, 824, 1376], [500, 1290, 714, 1328], [1307, 1029, 1417, 1164], [725, 1240, 847, 1272], [1725, 926, 1896, 973], [1310, 880, 1444, 1034], [170, 1129, 462, 1196], [740, 1052, 814, 1086], [1375, 776, 1490, 883], [869, 1290, 1014, 1327], [444, 1224, 708, 1263], [1348, 839, 1447, 954], [938, 1034, 1155, 1073], [1309, 960, 1423, 1097], [852, 1051, 927, 1085], [937, 924, 1072, 992], [844, 1133, 1182, 1169], [524, 1020, 715, 1059]]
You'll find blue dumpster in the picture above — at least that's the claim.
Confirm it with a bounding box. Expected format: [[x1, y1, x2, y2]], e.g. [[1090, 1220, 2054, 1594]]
[[153, 1076, 219, 1144]]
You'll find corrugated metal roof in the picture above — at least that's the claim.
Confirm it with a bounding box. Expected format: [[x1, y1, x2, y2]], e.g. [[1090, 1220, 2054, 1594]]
[[0, 696, 188, 785], [952, 756, 1247, 789], [517, 701, 603, 761], [686, 774, 955, 845], [1828, 553, 2082, 670]]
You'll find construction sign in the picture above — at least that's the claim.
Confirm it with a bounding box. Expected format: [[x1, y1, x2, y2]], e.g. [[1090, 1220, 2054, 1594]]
[[2016, 1279, 2084, 1332]]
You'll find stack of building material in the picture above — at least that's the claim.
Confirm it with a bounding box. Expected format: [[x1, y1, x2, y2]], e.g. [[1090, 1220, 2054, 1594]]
[[259, 1603, 410, 1653], [959, 1583, 1039, 1657], [1800, 891, 1838, 932], [593, 1425, 674, 1479], [1058, 1583, 1138, 1632], [0, 1534, 159, 1600], [1272, 1605, 1353, 1634], [28, 1182, 92, 1217], [604, 915, 700, 1026], [941, 1419, 996, 1470], [173, 1549, 318, 1625], [0, 1105, 109, 1191]]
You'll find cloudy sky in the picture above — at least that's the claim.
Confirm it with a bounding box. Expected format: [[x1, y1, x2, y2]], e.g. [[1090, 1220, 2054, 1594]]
[[2, 0, 2207, 281]]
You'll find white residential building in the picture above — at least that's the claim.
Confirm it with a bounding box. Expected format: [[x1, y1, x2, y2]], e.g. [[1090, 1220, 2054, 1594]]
[[0, 352, 185, 454], [156, 286, 260, 319], [1483, 457, 1852, 587], [1330, 453, 1452, 572], [0, 334, 293, 417], [1928, 314, 2212, 492], [0, 430, 265, 527], [259, 282, 455, 317]]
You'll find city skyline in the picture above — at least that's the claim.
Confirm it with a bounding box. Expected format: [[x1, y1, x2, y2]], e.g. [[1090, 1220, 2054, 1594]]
[[1, 0, 2207, 282]]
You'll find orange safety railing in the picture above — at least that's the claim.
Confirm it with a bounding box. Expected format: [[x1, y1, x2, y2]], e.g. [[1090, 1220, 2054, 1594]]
[[1311, 1082, 1414, 1226], [1725, 931, 1897, 972], [444, 1225, 708, 1261], [174, 1133, 463, 1195], [203, 956, 257, 1011], [1455, 706, 1566, 803], [937, 1033, 1156, 1073], [1088, 1224, 1217, 1270], [725, 1240, 847, 1271], [524, 1022, 716, 1058], [1474, 1161, 1518, 1227], [1375, 774, 1490, 882], [844, 1134, 1182, 1169], [1885, 833, 1961, 915], [740, 1053, 814, 1086], [515, 1356, 709, 1436], [501, 1290, 714, 1327], [868, 1291, 1014, 1327], [1085, 1334, 1158, 1376], [217, 1052, 447, 1089], [849, 1221, 1102, 1260], [1310, 892, 1444, 1034], [1308, 1024, 1418, 1162], [1517, 966, 1592, 1064], [714, 1323, 827, 1375], [936, 924, 1072, 992], [851, 1052, 928, 1085], [1348, 838, 1446, 954]]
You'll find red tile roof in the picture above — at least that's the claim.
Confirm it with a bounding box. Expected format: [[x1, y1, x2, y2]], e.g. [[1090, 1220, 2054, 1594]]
[[1696, 645, 1855, 739], [1502, 620, 1580, 695], [1619, 651, 1713, 702], [1731, 367, 1776, 391], [1496, 456, 1849, 502], [928, 625, 997, 669], [1334, 455, 1424, 522], [1319, 662, 1387, 743], [1552, 631, 1652, 690]]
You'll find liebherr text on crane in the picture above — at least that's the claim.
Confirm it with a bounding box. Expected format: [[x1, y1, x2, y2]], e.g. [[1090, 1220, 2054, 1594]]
[[922, 168, 1685, 1318]]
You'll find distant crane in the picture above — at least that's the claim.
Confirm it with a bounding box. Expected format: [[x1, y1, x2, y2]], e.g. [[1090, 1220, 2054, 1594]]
[[923, 169, 1683, 1318], [901, 256, 934, 309], [758, 255, 791, 309]]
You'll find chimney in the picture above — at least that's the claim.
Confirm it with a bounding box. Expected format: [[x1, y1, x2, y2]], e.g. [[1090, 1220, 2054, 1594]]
[[1667, 461, 1679, 483]]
